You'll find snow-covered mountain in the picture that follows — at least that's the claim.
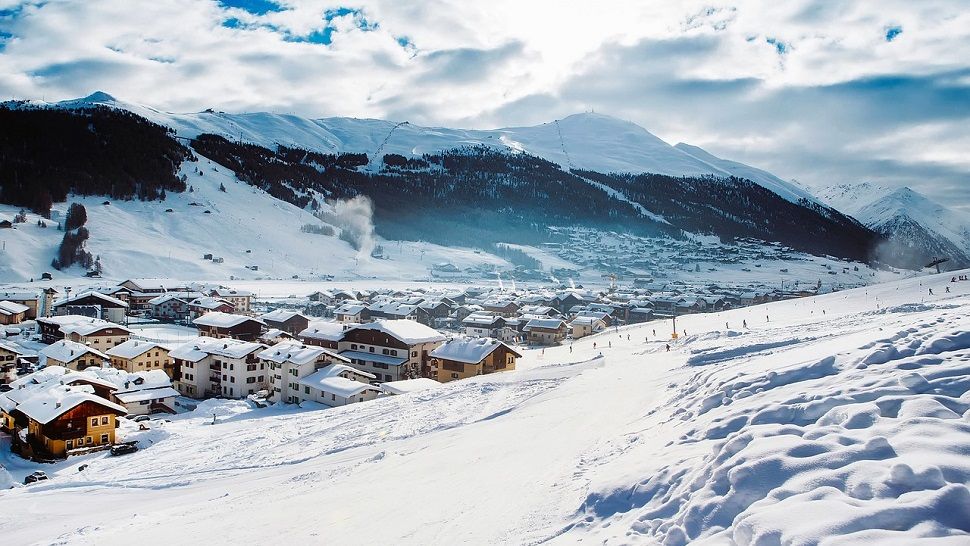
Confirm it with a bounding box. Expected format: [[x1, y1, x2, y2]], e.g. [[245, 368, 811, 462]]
[[816, 182, 970, 268], [47, 92, 814, 204]]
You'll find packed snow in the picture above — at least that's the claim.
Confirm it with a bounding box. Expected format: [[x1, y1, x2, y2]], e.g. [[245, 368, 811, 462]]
[[1, 270, 968, 544]]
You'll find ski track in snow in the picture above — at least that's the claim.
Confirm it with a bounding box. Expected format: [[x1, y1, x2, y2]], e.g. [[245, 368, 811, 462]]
[[1, 272, 970, 545]]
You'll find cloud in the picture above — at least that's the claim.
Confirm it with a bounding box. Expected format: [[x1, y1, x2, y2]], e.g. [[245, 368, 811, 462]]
[[0, 0, 966, 207]]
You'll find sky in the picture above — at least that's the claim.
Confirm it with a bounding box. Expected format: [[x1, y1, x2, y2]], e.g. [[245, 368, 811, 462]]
[[1, 0, 968, 210]]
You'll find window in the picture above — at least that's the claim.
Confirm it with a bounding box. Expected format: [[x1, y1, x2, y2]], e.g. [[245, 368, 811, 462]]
[[140, 400, 150, 405], [369, 347, 374, 353], [91, 417, 98, 427], [382, 348, 388, 355], [101, 416, 109, 425], [66, 440, 73, 449], [258, 375, 264, 382], [351, 344, 357, 350], [86, 436, 93, 445], [331, 394, 336, 400], [100, 434, 109, 444], [390, 350, 398, 356], [290, 369, 298, 376], [304, 386, 310, 394], [230, 376, 235, 383], [411, 351, 417, 357], [385, 374, 392, 381], [451, 373, 459, 379]]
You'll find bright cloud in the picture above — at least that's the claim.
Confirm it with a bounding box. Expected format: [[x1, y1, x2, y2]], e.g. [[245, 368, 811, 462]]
[[0, 0, 967, 206]]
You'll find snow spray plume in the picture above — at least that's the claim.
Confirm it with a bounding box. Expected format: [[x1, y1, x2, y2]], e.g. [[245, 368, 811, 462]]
[[329, 196, 376, 258]]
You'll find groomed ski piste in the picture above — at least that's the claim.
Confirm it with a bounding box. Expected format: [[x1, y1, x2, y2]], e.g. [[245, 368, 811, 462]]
[[1, 270, 969, 545]]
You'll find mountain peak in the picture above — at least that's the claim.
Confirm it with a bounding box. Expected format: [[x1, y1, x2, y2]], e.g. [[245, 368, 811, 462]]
[[79, 91, 117, 103]]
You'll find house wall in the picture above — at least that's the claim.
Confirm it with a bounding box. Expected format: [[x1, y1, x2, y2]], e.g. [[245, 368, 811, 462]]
[[109, 347, 173, 378], [295, 385, 380, 407], [67, 330, 129, 350], [118, 394, 176, 416], [29, 403, 119, 458]]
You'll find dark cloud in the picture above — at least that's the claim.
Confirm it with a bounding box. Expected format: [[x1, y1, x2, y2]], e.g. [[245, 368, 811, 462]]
[[420, 41, 523, 83]]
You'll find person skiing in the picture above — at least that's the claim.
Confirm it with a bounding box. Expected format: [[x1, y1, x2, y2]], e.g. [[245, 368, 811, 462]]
[[742, 319, 747, 328], [608, 341, 612, 349], [946, 286, 951, 293], [929, 288, 934, 295], [652, 329, 656, 336], [665, 343, 670, 352], [593, 342, 597, 349]]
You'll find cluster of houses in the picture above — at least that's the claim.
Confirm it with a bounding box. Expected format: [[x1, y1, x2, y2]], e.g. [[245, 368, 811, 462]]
[[0, 273, 824, 461]]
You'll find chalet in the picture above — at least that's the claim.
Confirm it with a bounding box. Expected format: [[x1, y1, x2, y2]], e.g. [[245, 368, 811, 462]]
[[523, 318, 568, 345], [573, 310, 613, 326], [52, 291, 129, 323], [335, 302, 368, 324], [147, 293, 193, 321], [258, 328, 294, 344], [307, 291, 335, 304], [106, 340, 173, 378], [298, 320, 347, 349], [569, 316, 607, 339], [0, 288, 57, 319], [333, 290, 360, 302], [13, 387, 127, 459], [367, 299, 420, 321], [628, 307, 654, 324], [550, 292, 586, 313], [188, 297, 235, 319], [209, 288, 253, 314], [0, 300, 29, 324], [111, 370, 179, 415], [415, 300, 452, 327], [0, 340, 26, 384], [260, 309, 310, 335], [170, 337, 267, 399], [518, 305, 561, 318], [430, 338, 520, 382], [260, 341, 363, 404], [482, 300, 520, 318], [118, 278, 193, 310], [36, 315, 131, 347], [338, 320, 446, 381], [192, 312, 264, 341], [41, 340, 109, 370], [295, 372, 381, 407], [462, 312, 506, 338]]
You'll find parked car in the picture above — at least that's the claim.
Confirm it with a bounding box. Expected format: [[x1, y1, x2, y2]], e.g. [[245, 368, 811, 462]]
[[110, 443, 138, 456], [23, 471, 48, 485], [132, 415, 151, 423]]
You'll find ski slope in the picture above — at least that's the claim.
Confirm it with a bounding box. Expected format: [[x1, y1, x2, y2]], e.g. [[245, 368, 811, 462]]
[[0, 154, 510, 283], [1, 271, 969, 545]]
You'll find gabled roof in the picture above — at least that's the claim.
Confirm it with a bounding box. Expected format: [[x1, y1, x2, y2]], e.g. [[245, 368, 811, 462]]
[[53, 290, 129, 309], [210, 288, 253, 297], [299, 320, 346, 342], [347, 319, 446, 345], [17, 385, 127, 424], [170, 336, 265, 361], [430, 337, 520, 364], [0, 300, 30, 315], [297, 373, 380, 397], [192, 311, 263, 329], [41, 340, 109, 363], [189, 297, 234, 310], [260, 309, 308, 323], [523, 318, 567, 330], [106, 339, 162, 360], [257, 340, 348, 366], [339, 350, 408, 366]]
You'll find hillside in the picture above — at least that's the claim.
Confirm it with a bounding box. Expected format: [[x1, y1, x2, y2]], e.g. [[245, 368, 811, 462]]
[[1, 271, 968, 544], [817, 183, 970, 269]]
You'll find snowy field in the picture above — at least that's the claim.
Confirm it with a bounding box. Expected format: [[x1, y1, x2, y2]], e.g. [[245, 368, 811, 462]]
[[1, 270, 968, 544]]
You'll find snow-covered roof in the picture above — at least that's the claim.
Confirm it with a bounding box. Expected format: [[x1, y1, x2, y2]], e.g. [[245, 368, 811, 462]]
[[257, 341, 348, 366], [192, 311, 263, 329], [40, 340, 109, 363], [170, 336, 264, 361], [430, 337, 519, 364], [16, 384, 127, 424], [335, 302, 366, 315], [380, 378, 442, 395], [297, 373, 380, 398], [54, 290, 129, 308], [0, 300, 30, 315], [570, 316, 605, 326], [523, 318, 567, 330], [148, 293, 193, 306], [106, 339, 162, 360], [260, 309, 307, 323], [119, 278, 187, 291], [113, 386, 180, 404], [0, 339, 27, 355], [312, 362, 375, 380], [348, 319, 446, 345], [462, 313, 503, 326], [38, 314, 131, 336], [211, 288, 253, 297], [189, 297, 234, 310], [298, 320, 347, 342]]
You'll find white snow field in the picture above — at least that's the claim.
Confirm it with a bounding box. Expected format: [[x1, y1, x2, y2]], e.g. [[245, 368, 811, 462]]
[[1, 271, 969, 545]]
